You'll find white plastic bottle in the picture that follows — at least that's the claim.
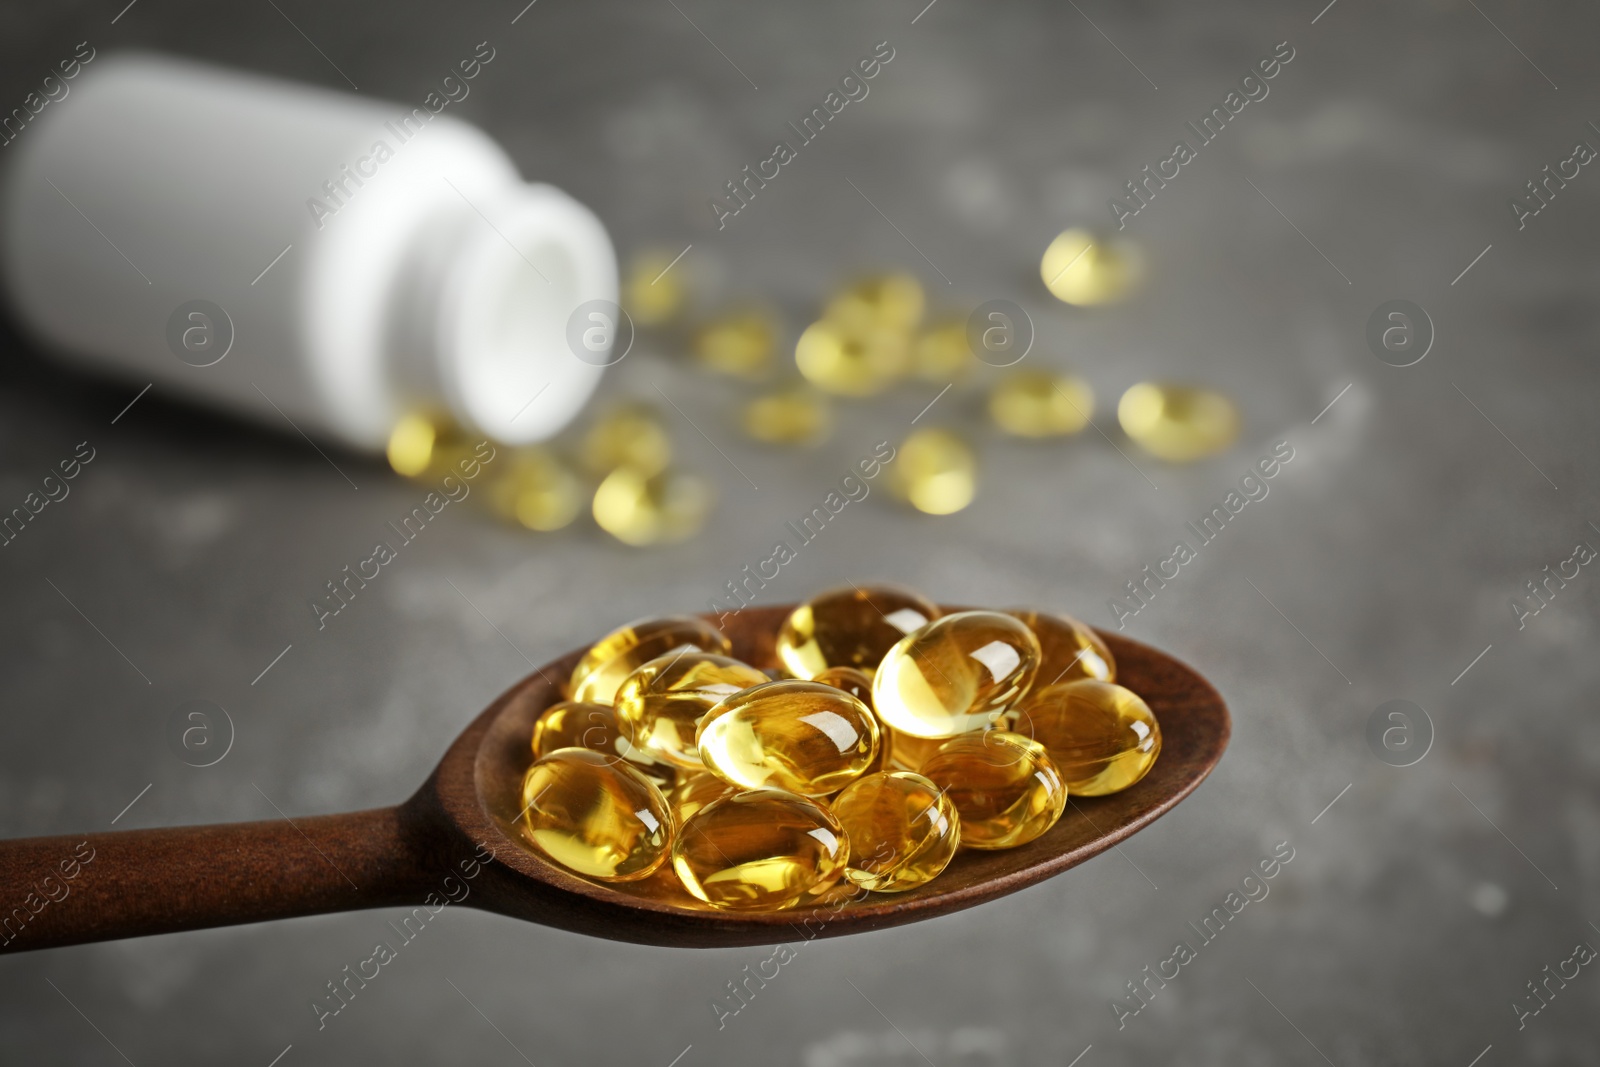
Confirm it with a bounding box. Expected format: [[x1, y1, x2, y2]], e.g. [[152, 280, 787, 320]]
[[0, 52, 616, 450]]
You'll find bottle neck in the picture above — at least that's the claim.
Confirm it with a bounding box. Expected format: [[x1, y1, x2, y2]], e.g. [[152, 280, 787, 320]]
[[390, 182, 616, 445]]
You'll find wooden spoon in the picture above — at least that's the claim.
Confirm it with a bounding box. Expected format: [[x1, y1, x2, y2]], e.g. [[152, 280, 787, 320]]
[[0, 605, 1228, 953]]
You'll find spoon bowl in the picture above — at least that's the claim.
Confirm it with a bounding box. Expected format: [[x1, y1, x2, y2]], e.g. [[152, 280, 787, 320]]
[[0, 605, 1228, 953]]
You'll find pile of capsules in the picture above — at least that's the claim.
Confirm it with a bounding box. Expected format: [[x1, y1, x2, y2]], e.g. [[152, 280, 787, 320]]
[[516, 584, 1162, 912]]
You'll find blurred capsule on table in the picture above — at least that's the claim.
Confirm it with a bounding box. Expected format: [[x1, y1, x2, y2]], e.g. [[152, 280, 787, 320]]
[[912, 317, 977, 382], [693, 307, 779, 380], [741, 384, 832, 446], [385, 411, 488, 480], [622, 248, 689, 327], [795, 319, 912, 397], [887, 428, 976, 515], [1117, 382, 1239, 462], [988, 369, 1094, 438], [1040, 228, 1142, 306], [581, 402, 671, 477], [484, 447, 583, 531], [593, 466, 712, 546], [825, 273, 925, 334]]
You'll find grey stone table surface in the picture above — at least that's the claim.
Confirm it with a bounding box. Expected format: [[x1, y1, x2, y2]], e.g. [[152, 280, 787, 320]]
[[1, 0, 1597, 1063]]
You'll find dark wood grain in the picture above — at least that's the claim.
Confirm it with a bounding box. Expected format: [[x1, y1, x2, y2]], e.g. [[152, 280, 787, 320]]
[[0, 605, 1228, 952]]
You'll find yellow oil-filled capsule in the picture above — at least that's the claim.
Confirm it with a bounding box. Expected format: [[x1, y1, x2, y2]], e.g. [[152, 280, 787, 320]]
[[812, 665, 876, 709], [912, 318, 975, 382], [873, 610, 1041, 738], [824, 273, 925, 334], [672, 788, 849, 910], [693, 308, 779, 380], [623, 248, 688, 327], [581, 402, 671, 477], [386, 411, 487, 481], [484, 447, 583, 532], [988, 370, 1094, 438], [1006, 609, 1115, 686], [830, 771, 959, 891], [568, 615, 732, 705], [884, 728, 944, 774], [887, 428, 976, 515], [614, 652, 769, 769], [668, 772, 737, 825], [386, 411, 447, 478], [520, 748, 674, 881], [776, 585, 940, 679], [1011, 680, 1160, 795], [813, 666, 892, 774], [531, 700, 675, 788], [697, 680, 880, 796], [592, 466, 713, 546], [919, 732, 1066, 849], [1117, 382, 1239, 462], [1040, 229, 1142, 306], [741, 385, 832, 446], [794, 320, 912, 397]]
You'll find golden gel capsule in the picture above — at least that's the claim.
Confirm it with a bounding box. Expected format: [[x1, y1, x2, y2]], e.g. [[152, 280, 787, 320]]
[[825, 273, 925, 333], [776, 585, 940, 679], [622, 249, 688, 327], [672, 788, 848, 910], [386, 411, 446, 478], [693, 308, 779, 380], [1011, 680, 1160, 796], [814, 666, 891, 774], [885, 728, 943, 774], [520, 748, 674, 881], [741, 385, 832, 446], [615, 652, 769, 769], [988, 370, 1094, 438], [485, 448, 583, 532], [669, 772, 736, 824], [887, 428, 976, 515], [1040, 229, 1142, 306], [920, 732, 1066, 849], [873, 610, 1041, 738], [1117, 382, 1239, 463], [386, 412, 485, 481], [812, 665, 874, 706], [581, 402, 671, 478], [794, 320, 912, 397], [532, 700, 675, 788], [831, 771, 959, 891], [912, 318, 975, 382], [593, 466, 713, 546], [1006, 609, 1115, 685], [697, 680, 880, 796], [569, 616, 732, 705]]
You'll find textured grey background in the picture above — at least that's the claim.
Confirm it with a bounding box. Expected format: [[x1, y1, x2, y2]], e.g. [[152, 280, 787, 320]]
[[2, 0, 1598, 1064]]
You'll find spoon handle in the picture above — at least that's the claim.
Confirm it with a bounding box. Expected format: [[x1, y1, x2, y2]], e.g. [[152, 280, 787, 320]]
[[0, 805, 444, 953]]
